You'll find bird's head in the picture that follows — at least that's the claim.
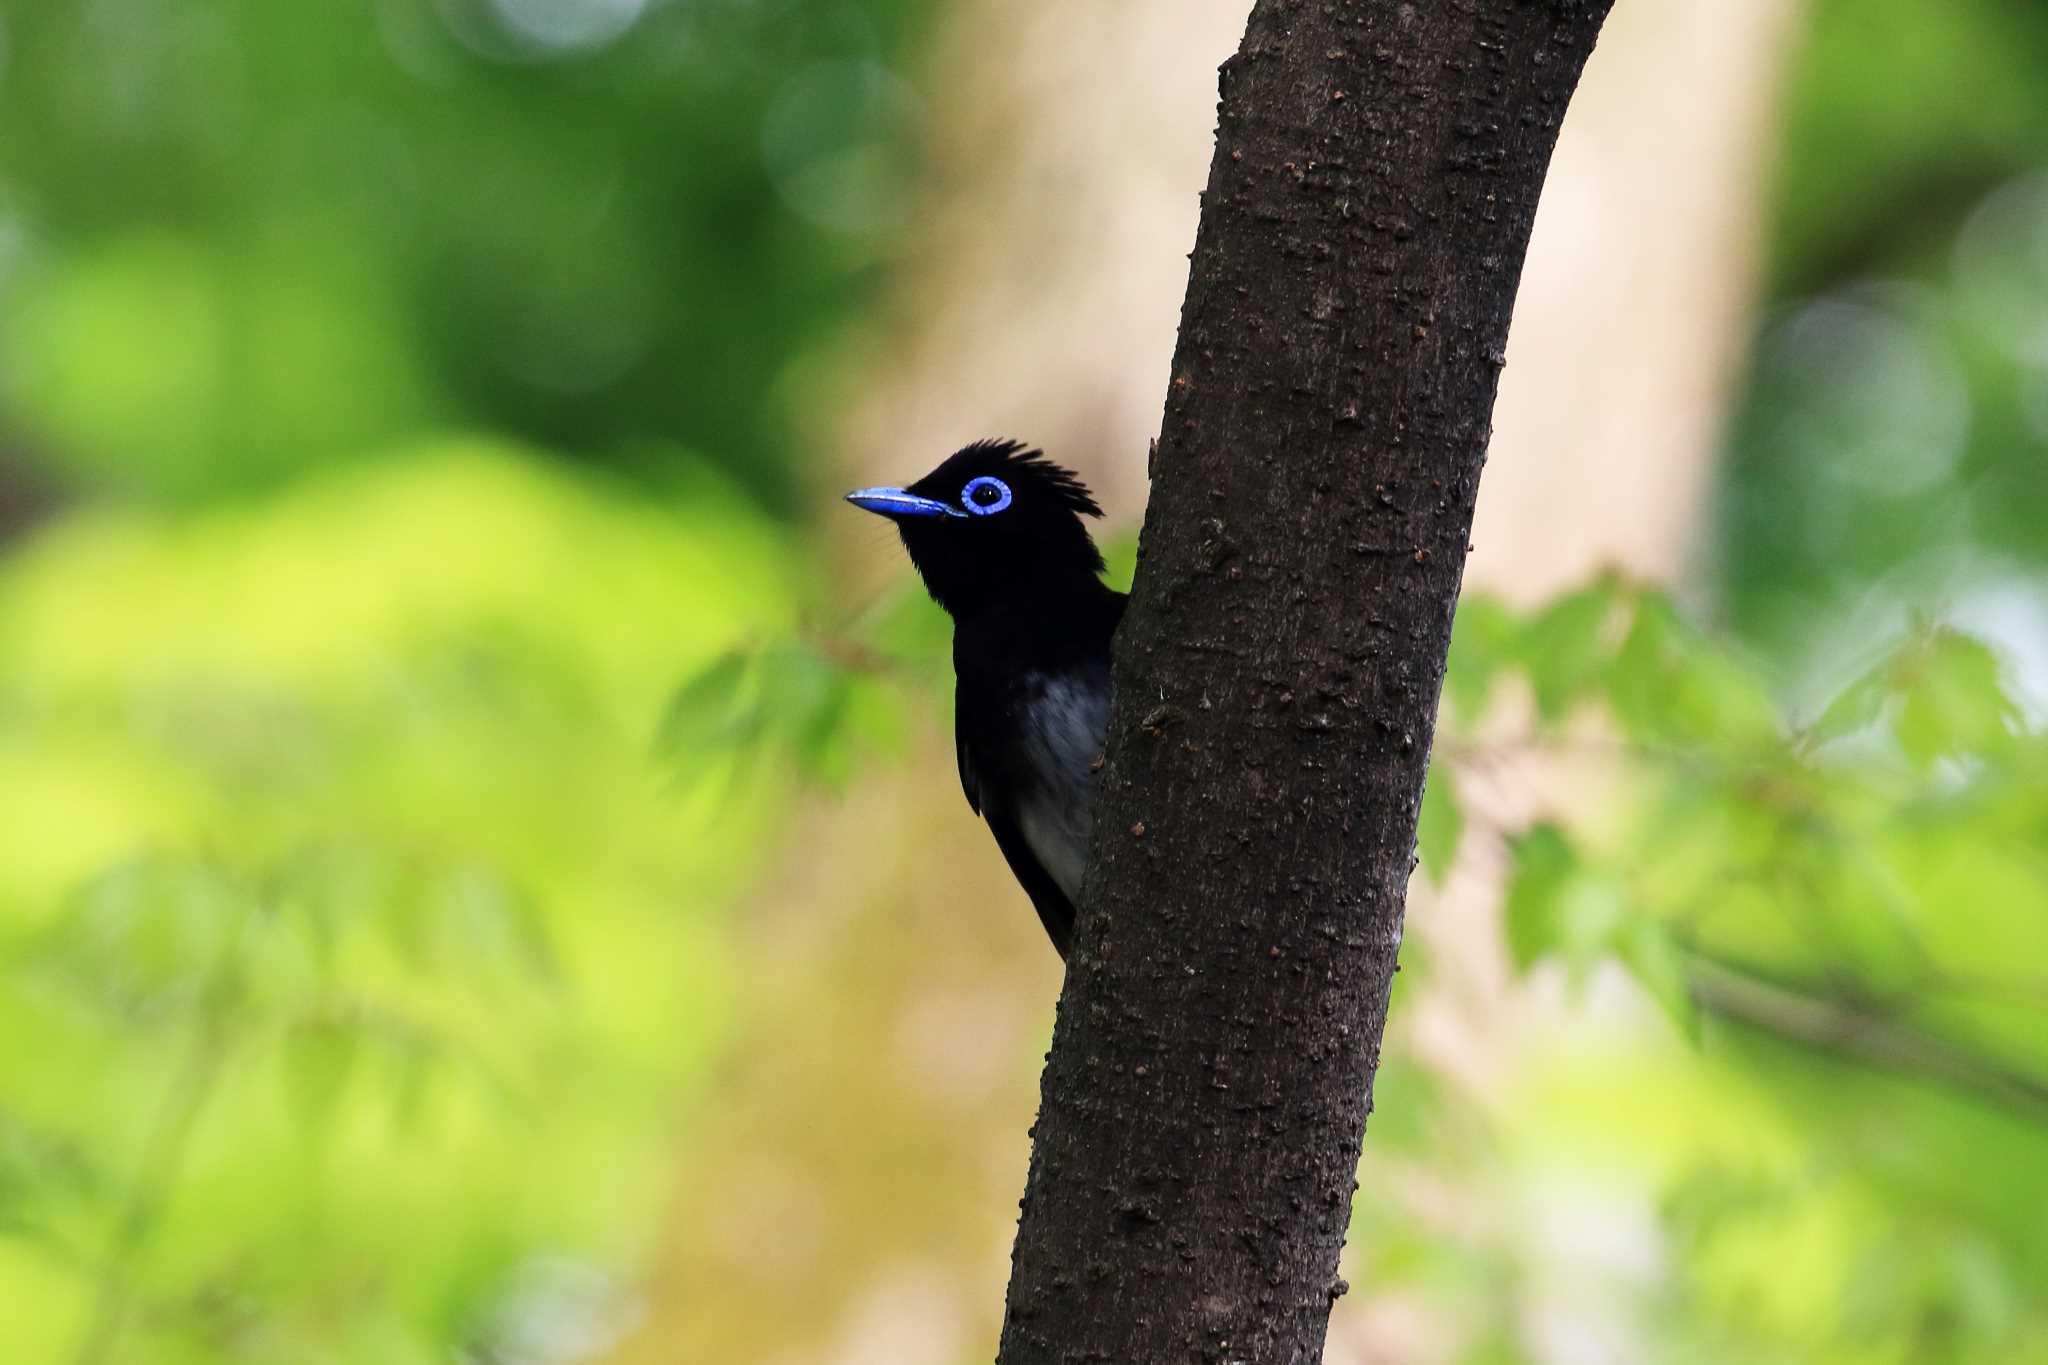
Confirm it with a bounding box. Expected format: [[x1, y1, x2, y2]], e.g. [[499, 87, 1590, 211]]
[[846, 440, 1107, 617]]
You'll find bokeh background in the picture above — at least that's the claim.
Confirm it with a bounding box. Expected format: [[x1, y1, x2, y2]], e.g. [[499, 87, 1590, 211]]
[[1, 2, 2044, 1363]]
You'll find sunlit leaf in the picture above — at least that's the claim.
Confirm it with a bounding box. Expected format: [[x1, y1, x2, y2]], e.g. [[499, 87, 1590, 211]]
[[1517, 582, 1618, 723]]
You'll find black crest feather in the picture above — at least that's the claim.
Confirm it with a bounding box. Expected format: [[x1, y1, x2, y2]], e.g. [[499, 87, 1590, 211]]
[[933, 439, 1104, 519]]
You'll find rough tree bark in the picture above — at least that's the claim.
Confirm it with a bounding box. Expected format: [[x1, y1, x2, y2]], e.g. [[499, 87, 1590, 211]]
[[996, 3, 1615, 1363]]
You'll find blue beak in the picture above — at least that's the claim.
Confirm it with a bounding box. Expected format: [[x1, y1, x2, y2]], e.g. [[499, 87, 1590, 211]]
[[844, 486, 964, 519]]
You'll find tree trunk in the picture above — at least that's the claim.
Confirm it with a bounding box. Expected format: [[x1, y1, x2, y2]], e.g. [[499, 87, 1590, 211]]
[[995, 3, 1615, 1363]]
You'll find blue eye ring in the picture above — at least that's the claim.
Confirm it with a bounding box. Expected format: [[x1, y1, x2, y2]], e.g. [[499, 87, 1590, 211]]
[[961, 476, 1012, 516]]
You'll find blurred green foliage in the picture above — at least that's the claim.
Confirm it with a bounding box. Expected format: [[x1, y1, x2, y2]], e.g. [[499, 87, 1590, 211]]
[[0, 0, 929, 510], [1720, 0, 2048, 673], [1383, 580, 2047, 1365], [0, 0, 2044, 1361], [0, 1, 949, 1357], [1765, 0, 2048, 296], [0, 447, 801, 1361]]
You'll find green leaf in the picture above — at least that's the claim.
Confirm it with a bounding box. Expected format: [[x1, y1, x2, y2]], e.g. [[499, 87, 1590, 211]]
[[659, 636, 920, 792], [433, 863, 558, 987], [1555, 871, 1629, 983], [1894, 629, 2020, 769], [1360, 1056, 1444, 1152], [0, 1110, 105, 1241], [864, 582, 952, 674], [1517, 582, 1618, 723], [1609, 593, 1778, 747], [1605, 591, 1675, 739], [1415, 765, 1463, 887], [283, 1014, 363, 1133], [1444, 593, 1518, 722], [1662, 1165, 1788, 1250], [1503, 824, 1579, 972], [1806, 659, 1891, 748], [1807, 625, 2022, 766], [792, 666, 858, 787], [1618, 917, 1700, 1042], [30, 857, 246, 1020], [654, 648, 756, 762]]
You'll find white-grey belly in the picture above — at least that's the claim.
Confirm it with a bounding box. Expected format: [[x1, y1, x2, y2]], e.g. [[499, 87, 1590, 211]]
[[1013, 672, 1110, 902]]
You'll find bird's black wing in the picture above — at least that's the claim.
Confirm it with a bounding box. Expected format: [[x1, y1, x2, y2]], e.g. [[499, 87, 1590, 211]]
[[954, 685, 982, 816]]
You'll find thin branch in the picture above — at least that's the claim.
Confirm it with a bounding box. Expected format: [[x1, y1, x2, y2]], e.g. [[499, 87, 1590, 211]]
[[1687, 956, 2048, 1126], [71, 909, 247, 1365]]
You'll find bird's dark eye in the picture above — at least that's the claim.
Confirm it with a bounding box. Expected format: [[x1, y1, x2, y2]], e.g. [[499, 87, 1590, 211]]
[[961, 476, 1012, 516]]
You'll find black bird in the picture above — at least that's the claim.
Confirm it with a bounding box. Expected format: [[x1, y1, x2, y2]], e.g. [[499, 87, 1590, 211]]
[[846, 440, 1124, 958]]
